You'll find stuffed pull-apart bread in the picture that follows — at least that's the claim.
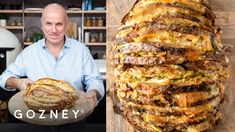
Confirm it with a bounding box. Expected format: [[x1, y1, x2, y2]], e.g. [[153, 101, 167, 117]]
[[112, 0, 230, 131]]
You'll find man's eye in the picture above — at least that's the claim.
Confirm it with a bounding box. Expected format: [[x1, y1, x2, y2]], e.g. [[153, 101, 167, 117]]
[[56, 23, 63, 27], [46, 23, 52, 26]]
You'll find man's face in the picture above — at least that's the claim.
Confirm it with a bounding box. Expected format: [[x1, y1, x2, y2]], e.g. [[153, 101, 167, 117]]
[[41, 11, 67, 45]]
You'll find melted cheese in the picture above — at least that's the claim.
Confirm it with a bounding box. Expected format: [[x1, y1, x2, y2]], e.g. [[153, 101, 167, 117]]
[[116, 17, 211, 40], [172, 86, 219, 107], [126, 4, 212, 28], [131, 31, 212, 52], [136, 0, 207, 14]]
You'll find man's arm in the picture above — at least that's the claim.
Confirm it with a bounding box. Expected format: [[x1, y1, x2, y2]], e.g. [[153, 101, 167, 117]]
[[5, 77, 33, 91], [0, 51, 29, 91], [82, 46, 105, 104]]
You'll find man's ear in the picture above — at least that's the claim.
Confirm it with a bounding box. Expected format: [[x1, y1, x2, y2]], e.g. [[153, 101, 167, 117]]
[[64, 21, 69, 31], [40, 18, 43, 29], [65, 17, 69, 27]]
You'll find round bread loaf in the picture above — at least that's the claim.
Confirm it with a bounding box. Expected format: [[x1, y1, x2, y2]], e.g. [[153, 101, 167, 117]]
[[23, 78, 78, 113]]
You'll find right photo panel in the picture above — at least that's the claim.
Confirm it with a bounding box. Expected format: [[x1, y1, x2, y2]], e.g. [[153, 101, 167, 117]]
[[106, 0, 235, 132]]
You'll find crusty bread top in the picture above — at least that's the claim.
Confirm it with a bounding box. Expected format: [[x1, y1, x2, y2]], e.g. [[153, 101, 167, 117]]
[[23, 78, 78, 112], [25, 78, 77, 95]]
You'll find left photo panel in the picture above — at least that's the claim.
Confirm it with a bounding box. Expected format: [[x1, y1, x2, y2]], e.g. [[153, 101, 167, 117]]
[[0, 0, 106, 132]]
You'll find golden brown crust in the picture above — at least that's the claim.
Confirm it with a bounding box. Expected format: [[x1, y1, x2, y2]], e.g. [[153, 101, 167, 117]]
[[23, 78, 78, 113], [124, 106, 219, 131]]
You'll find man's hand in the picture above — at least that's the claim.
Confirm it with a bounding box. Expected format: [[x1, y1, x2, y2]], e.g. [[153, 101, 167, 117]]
[[6, 77, 33, 91], [86, 90, 100, 107], [15, 78, 33, 91]]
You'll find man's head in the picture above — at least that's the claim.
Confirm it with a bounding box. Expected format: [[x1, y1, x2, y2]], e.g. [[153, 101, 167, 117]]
[[41, 3, 68, 45]]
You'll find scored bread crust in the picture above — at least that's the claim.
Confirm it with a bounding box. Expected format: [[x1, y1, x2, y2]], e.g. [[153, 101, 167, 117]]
[[23, 78, 78, 113]]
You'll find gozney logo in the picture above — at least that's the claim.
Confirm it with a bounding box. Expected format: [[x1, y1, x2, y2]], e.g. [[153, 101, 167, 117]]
[[14, 109, 84, 119]]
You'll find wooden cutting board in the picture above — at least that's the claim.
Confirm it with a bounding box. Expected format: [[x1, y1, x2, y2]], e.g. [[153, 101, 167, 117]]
[[8, 90, 94, 125], [106, 0, 235, 131]]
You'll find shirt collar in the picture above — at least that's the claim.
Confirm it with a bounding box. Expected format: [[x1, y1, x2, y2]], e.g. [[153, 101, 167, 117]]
[[40, 36, 71, 49], [64, 36, 71, 48]]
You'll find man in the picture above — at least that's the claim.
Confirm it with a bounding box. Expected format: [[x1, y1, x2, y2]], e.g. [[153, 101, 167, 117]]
[[0, 3, 104, 107]]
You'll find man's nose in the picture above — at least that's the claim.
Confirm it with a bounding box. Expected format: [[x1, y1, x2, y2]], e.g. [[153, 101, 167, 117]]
[[51, 25, 57, 33]]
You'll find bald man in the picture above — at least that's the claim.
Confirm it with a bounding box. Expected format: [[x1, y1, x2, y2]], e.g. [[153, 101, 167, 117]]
[[0, 3, 104, 107]]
